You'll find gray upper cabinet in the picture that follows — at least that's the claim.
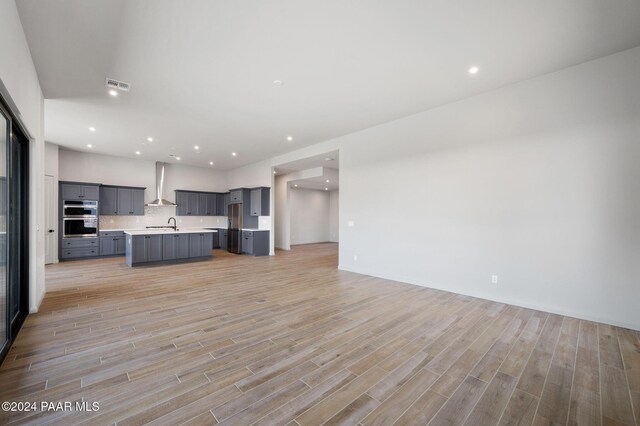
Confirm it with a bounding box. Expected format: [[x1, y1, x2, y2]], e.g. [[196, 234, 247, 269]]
[[198, 193, 216, 216], [250, 187, 270, 216], [176, 190, 224, 216], [176, 191, 189, 216], [229, 190, 242, 203], [215, 194, 225, 216], [187, 193, 199, 215], [132, 189, 144, 215], [99, 187, 118, 215], [100, 186, 145, 215], [176, 191, 200, 216], [117, 188, 133, 215], [223, 193, 230, 216], [60, 183, 100, 201]]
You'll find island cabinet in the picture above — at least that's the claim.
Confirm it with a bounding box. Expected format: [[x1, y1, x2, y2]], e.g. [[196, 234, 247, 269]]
[[60, 182, 100, 201], [162, 234, 190, 260], [128, 235, 163, 264], [190, 233, 213, 257], [126, 230, 215, 266], [99, 186, 145, 215]]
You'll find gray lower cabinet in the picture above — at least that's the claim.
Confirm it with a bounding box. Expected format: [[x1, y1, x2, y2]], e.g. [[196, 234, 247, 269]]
[[129, 235, 163, 264], [219, 229, 228, 250], [60, 237, 99, 259], [241, 230, 269, 256], [99, 236, 126, 256], [163, 234, 190, 260], [189, 233, 212, 257]]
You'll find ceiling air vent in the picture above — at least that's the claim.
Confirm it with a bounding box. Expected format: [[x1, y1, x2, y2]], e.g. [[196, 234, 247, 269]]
[[105, 78, 131, 92]]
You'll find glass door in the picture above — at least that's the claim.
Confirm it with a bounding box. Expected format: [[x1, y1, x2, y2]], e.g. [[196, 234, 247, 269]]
[[0, 99, 29, 365], [0, 107, 7, 362]]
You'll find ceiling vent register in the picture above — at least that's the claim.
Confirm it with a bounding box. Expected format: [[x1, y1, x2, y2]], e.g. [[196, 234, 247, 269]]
[[105, 78, 131, 92]]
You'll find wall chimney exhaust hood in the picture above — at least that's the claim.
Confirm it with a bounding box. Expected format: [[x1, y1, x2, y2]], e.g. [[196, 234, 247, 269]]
[[146, 162, 176, 206]]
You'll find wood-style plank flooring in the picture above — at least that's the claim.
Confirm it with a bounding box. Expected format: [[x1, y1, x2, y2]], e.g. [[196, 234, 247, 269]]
[[0, 243, 638, 425]]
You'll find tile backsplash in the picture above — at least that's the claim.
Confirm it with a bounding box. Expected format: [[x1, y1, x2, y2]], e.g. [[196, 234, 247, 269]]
[[99, 206, 271, 230], [99, 206, 228, 230]]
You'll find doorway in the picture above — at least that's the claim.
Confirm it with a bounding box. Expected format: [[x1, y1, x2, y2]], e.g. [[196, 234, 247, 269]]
[[45, 175, 56, 264], [0, 99, 30, 364], [273, 150, 339, 255]]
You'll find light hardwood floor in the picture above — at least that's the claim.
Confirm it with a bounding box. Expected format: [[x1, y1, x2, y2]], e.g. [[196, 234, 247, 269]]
[[0, 243, 638, 425]]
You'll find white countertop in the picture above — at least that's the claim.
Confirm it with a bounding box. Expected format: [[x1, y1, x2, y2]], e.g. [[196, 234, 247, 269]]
[[123, 228, 218, 236]]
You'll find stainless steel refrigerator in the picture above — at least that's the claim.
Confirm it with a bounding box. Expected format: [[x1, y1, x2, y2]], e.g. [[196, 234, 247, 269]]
[[227, 203, 243, 254]]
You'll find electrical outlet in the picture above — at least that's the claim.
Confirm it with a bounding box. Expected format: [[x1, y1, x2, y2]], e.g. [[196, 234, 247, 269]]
[[353, 255, 358, 261], [491, 275, 498, 284], [348, 221, 354, 227]]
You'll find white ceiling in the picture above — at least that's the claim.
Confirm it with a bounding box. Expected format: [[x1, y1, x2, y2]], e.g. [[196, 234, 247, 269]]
[[17, 0, 640, 169]]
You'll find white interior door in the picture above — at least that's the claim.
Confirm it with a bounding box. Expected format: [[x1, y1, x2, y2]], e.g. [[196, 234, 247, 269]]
[[44, 175, 56, 264]]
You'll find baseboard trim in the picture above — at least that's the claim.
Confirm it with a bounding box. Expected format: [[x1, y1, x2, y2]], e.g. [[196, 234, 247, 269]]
[[338, 265, 639, 331]]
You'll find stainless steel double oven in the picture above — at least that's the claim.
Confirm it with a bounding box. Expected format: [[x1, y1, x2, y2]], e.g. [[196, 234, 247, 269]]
[[62, 200, 98, 238]]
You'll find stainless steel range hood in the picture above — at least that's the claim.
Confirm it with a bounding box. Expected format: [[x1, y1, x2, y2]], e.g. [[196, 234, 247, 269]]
[[146, 162, 176, 206]]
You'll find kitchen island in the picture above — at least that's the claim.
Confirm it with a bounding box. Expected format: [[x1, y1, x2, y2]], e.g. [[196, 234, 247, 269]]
[[125, 229, 217, 266]]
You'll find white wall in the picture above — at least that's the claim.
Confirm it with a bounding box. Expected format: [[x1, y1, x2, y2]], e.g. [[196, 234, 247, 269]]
[[290, 188, 330, 245], [265, 46, 640, 330], [335, 47, 640, 330], [58, 148, 229, 200], [0, 0, 46, 312], [329, 190, 339, 242]]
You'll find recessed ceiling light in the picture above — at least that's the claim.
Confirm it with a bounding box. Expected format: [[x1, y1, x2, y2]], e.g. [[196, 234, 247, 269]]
[[109, 89, 118, 97], [325, 187, 328, 191], [135, 151, 141, 155], [273, 80, 284, 86], [326, 179, 330, 183], [232, 152, 237, 157], [287, 136, 293, 141], [273, 170, 277, 174], [176, 157, 181, 161], [147, 137, 153, 142], [468, 66, 479, 75], [87, 144, 93, 148], [294, 184, 298, 187], [194, 145, 199, 150], [88, 127, 96, 132], [324, 157, 334, 161]]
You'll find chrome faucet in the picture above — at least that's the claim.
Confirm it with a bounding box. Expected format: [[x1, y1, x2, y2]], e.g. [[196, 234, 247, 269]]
[[168, 217, 177, 231]]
